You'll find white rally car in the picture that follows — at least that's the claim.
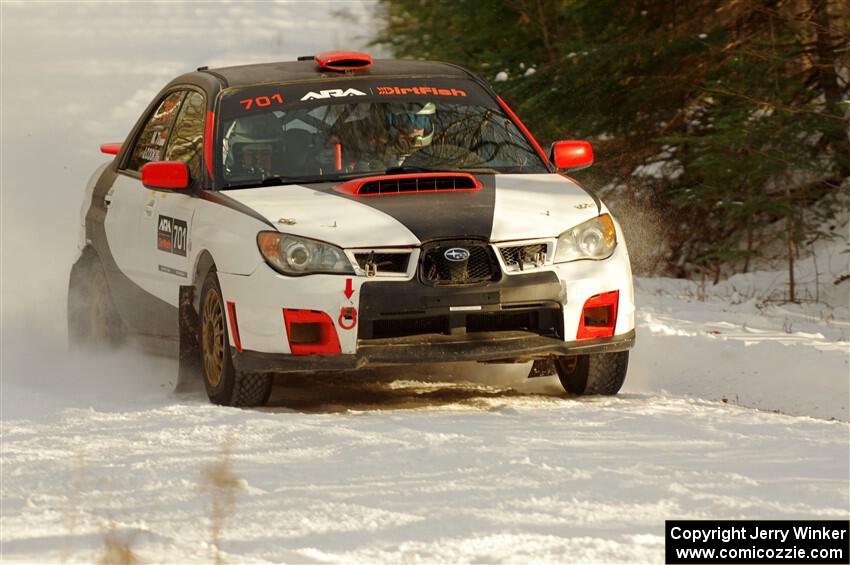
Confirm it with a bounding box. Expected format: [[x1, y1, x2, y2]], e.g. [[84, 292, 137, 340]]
[[68, 51, 635, 406]]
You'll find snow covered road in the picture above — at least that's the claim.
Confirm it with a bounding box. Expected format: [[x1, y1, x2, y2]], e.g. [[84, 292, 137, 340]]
[[2, 372, 847, 564], [2, 280, 848, 564], [2, 269, 848, 563]]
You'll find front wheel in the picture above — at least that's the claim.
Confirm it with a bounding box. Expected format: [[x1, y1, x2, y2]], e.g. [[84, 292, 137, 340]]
[[555, 351, 629, 396], [199, 272, 272, 407]]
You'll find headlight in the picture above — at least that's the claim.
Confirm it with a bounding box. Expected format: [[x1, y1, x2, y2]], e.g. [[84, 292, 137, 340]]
[[554, 214, 617, 263], [257, 232, 354, 276]]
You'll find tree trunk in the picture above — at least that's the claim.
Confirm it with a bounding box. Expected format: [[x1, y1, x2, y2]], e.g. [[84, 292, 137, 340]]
[[810, 0, 850, 177], [534, 0, 560, 65], [786, 188, 797, 303]]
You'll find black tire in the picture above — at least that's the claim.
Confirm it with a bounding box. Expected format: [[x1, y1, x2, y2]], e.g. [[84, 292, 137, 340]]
[[555, 351, 629, 396], [199, 271, 272, 407], [67, 249, 124, 351]]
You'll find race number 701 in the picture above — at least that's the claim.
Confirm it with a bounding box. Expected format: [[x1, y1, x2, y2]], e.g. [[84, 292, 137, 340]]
[[239, 94, 283, 110]]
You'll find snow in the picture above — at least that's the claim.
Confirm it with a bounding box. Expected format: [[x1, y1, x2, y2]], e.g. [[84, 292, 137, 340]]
[[631, 146, 685, 181], [631, 158, 685, 181], [2, 268, 847, 562], [2, 335, 848, 563], [2, 3, 849, 564], [494, 71, 509, 82], [630, 277, 849, 420]]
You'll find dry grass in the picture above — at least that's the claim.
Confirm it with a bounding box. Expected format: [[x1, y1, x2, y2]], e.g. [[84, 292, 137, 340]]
[[199, 440, 242, 564], [57, 443, 246, 563], [61, 450, 141, 563], [97, 523, 140, 564], [61, 450, 86, 563]]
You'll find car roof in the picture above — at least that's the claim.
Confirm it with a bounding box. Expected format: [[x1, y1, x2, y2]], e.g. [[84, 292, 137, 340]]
[[185, 58, 474, 89]]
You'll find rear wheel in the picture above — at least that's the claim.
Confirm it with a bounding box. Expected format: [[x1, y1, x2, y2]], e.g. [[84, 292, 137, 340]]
[[555, 351, 629, 396], [199, 272, 272, 407], [67, 250, 124, 351]]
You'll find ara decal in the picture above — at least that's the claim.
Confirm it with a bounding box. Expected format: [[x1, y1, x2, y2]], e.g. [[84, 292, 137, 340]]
[[300, 88, 367, 101], [157, 215, 188, 257]]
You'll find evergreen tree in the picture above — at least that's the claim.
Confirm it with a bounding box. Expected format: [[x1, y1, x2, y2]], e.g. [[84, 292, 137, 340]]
[[373, 0, 850, 299]]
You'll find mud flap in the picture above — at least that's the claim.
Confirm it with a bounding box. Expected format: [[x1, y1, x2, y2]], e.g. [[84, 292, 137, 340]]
[[528, 358, 556, 378], [176, 285, 202, 392]]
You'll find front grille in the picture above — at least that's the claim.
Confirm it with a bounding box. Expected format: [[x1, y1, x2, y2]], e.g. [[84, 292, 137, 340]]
[[353, 252, 410, 275], [468, 308, 562, 337], [500, 244, 548, 272], [365, 307, 562, 340], [467, 310, 538, 333], [372, 316, 447, 339], [420, 241, 500, 286], [358, 175, 478, 196]]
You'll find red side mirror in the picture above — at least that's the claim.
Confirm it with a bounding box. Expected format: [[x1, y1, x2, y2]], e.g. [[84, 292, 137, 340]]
[[141, 161, 189, 190], [100, 143, 122, 155], [551, 140, 594, 170]]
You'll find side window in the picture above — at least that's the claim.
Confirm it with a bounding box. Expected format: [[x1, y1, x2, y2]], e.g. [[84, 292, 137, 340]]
[[126, 91, 186, 173], [164, 91, 206, 182]]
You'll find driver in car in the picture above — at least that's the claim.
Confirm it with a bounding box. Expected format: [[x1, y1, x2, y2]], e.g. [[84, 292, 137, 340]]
[[222, 115, 280, 179], [384, 102, 481, 169], [386, 101, 436, 161], [328, 102, 438, 172]]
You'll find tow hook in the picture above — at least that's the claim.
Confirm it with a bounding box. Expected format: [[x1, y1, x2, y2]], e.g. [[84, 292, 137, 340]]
[[338, 306, 357, 330]]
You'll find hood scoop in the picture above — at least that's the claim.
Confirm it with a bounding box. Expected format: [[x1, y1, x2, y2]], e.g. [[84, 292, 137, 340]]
[[334, 173, 481, 197]]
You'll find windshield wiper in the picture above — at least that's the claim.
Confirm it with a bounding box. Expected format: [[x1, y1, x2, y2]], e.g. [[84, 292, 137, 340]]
[[221, 175, 331, 190], [383, 166, 446, 174], [384, 165, 501, 175]]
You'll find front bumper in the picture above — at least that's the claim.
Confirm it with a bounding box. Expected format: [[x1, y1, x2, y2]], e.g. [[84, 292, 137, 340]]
[[216, 233, 635, 356], [232, 329, 635, 374]]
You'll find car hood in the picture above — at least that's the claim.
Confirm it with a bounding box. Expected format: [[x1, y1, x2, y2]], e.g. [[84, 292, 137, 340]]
[[223, 173, 601, 247], [490, 174, 600, 241]]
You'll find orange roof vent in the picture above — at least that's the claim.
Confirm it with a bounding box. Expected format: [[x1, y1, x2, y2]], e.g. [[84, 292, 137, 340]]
[[314, 51, 373, 71]]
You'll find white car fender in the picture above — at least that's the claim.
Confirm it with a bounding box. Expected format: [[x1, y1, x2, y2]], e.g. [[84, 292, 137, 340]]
[[189, 196, 272, 277]]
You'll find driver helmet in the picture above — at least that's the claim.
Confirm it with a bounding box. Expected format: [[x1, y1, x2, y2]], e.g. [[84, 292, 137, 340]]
[[386, 102, 436, 148], [223, 114, 281, 177]]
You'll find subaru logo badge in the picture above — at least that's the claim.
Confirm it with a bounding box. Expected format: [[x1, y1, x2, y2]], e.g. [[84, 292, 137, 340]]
[[444, 247, 470, 262]]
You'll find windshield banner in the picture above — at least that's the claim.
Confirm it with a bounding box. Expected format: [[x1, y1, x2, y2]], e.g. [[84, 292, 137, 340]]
[[220, 78, 497, 119]]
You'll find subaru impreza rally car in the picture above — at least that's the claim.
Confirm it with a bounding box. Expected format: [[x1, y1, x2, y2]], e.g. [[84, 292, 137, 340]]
[[68, 51, 635, 406]]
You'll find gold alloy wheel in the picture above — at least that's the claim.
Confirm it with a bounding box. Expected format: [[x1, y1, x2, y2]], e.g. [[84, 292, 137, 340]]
[[562, 356, 578, 374], [202, 288, 225, 388]]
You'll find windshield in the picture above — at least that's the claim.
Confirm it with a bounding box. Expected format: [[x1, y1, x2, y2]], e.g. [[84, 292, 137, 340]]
[[217, 78, 548, 189]]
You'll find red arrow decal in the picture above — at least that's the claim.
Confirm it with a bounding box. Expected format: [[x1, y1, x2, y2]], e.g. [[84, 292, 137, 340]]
[[344, 278, 354, 299]]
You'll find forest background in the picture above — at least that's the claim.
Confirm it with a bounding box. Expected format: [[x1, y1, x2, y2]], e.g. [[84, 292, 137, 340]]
[[372, 0, 850, 300]]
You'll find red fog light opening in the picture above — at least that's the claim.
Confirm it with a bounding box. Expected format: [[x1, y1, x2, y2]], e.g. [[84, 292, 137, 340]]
[[282, 309, 342, 355], [576, 290, 619, 340]]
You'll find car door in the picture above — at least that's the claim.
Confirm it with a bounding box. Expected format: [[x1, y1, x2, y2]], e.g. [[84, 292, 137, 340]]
[[105, 90, 186, 327], [144, 90, 207, 303]]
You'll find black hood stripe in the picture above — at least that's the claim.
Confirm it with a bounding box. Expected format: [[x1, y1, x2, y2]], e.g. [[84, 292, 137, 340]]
[[200, 190, 276, 228], [330, 174, 496, 243]]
